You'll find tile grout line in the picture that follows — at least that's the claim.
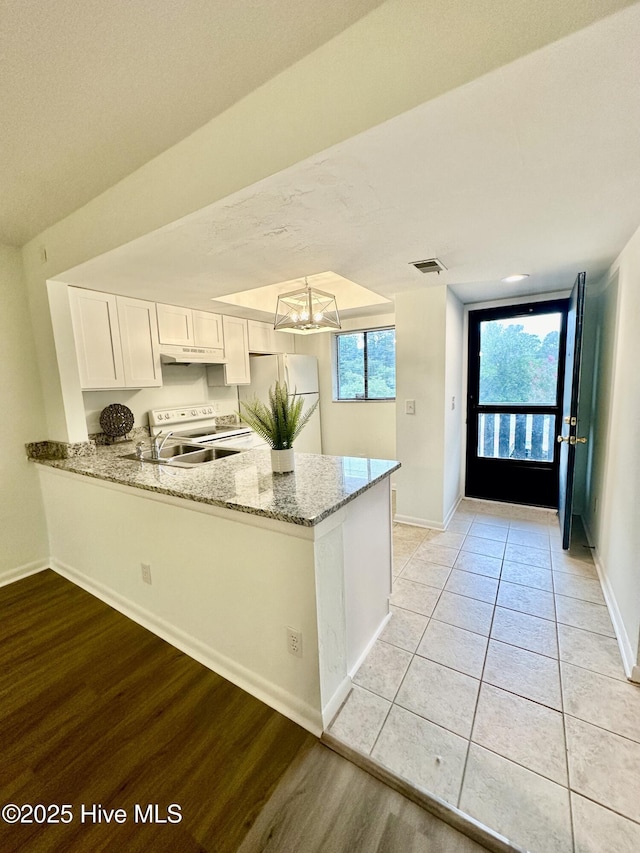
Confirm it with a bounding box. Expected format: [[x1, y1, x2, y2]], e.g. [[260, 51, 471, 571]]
[[368, 522, 444, 759], [571, 791, 640, 828], [442, 513, 483, 810], [562, 709, 640, 746], [456, 513, 499, 812], [384, 519, 475, 808], [552, 531, 577, 853]]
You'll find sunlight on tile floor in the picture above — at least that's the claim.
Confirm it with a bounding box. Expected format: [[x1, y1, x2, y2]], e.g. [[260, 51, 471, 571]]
[[329, 498, 640, 853]]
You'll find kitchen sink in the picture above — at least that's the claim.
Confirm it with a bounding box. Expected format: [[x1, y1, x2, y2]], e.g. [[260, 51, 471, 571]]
[[121, 442, 241, 468], [174, 446, 240, 464], [154, 443, 203, 458]]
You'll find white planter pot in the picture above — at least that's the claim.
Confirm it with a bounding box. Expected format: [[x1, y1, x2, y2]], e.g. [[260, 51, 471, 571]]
[[271, 447, 295, 474]]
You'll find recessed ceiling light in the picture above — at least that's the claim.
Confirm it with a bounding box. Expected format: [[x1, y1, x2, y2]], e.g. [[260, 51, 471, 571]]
[[501, 273, 529, 283]]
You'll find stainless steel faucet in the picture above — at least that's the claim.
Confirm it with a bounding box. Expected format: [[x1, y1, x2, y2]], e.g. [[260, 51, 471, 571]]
[[151, 430, 174, 460]]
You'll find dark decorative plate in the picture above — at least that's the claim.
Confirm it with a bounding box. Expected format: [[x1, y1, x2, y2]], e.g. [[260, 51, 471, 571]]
[[99, 403, 134, 438]]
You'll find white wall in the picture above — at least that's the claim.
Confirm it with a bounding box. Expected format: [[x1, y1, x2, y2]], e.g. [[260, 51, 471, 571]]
[[394, 286, 448, 527], [0, 245, 49, 582], [83, 364, 238, 433], [296, 313, 396, 461], [582, 223, 640, 679]]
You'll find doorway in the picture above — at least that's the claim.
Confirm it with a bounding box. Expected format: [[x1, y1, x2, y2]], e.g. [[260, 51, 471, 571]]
[[465, 299, 568, 508]]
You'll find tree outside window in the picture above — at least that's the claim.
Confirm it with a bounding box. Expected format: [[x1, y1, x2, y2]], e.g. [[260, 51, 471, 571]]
[[479, 314, 562, 406], [336, 328, 395, 400]]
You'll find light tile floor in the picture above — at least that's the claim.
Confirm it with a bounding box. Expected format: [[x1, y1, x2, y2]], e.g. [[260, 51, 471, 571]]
[[329, 498, 640, 853]]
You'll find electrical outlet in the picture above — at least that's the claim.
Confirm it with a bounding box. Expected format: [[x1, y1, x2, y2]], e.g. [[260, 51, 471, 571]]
[[287, 626, 303, 657], [451, 396, 456, 410], [141, 563, 152, 585]]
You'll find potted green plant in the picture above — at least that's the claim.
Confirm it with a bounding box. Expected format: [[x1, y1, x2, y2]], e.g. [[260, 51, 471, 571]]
[[240, 380, 318, 473]]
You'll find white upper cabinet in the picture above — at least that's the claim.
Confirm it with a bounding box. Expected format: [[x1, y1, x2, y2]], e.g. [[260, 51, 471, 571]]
[[208, 316, 251, 386], [117, 296, 162, 387], [69, 288, 161, 390], [193, 310, 224, 349], [248, 319, 295, 354], [156, 303, 194, 345], [70, 288, 125, 389], [157, 303, 224, 351]]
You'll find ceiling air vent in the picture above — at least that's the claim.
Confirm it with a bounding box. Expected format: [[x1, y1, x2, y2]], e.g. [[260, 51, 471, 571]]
[[410, 258, 447, 274]]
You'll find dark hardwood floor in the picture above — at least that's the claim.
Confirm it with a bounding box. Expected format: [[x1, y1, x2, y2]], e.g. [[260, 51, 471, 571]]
[[0, 570, 490, 852]]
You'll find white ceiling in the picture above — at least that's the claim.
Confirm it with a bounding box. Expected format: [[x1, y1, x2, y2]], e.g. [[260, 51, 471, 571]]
[[0, 0, 385, 247], [57, 3, 640, 309], [4, 2, 640, 311]]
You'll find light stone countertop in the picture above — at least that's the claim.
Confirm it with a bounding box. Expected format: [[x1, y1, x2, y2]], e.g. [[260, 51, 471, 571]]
[[33, 442, 400, 527]]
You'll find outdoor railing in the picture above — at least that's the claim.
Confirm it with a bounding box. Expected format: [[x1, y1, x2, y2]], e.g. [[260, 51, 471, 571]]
[[477, 412, 556, 462]]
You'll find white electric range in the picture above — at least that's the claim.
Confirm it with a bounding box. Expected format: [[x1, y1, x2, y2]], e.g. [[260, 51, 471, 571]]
[[148, 405, 266, 451]]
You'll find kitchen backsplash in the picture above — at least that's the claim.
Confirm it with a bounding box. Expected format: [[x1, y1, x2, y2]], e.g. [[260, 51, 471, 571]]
[[82, 363, 239, 433]]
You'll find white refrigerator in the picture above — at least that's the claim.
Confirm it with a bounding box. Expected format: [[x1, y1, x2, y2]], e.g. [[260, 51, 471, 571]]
[[238, 354, 322, 454]]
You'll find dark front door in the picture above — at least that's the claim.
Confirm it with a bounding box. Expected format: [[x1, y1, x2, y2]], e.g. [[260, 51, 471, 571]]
[[466, 299, 568, 508], [558, 272, 587, 548]]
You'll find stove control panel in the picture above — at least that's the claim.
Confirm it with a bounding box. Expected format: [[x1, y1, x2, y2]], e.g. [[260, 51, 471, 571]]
[[149, 405, 216, 427]]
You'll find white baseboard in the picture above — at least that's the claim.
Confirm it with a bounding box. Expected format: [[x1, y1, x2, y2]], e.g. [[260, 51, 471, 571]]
[[349, 610, 392, 678], [394, 495, 464, 530], [443, 495, 463, 529], [0, 559, 49, 589], [321, 676, 352, 730], [51, 559, 324, 735], [321, 609, 393, 730], [582, 517, 639, 683], [394, 514, 444, 530]]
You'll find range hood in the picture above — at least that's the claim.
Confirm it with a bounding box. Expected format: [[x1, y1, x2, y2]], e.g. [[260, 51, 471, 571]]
[[159, 344, 226, 365]]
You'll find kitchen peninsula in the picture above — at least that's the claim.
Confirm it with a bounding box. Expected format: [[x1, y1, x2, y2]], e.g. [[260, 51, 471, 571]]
[[34, 445, 399, 734]]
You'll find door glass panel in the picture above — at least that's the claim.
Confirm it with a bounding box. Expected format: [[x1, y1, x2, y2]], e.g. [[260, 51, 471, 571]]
[[477, 413, 556, 462], [479, 313, 562, 405]]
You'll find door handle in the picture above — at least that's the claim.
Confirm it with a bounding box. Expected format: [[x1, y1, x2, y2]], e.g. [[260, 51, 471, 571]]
[[557, 435, 587, 445]]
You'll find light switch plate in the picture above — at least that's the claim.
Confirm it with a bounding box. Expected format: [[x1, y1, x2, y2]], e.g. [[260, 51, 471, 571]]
[[405, 399, 416, 415]]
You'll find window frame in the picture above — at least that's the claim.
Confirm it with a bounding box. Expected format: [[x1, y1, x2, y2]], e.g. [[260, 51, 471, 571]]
[[333, 326, 396, 402]]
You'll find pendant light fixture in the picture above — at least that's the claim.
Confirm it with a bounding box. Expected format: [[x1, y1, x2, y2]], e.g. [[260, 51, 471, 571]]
[[274, 277, 341, 333]]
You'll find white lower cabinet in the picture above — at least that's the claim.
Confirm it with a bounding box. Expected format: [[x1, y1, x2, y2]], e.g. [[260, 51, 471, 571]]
[[69, 287, 161, 390], [208, 315, 251, 386]]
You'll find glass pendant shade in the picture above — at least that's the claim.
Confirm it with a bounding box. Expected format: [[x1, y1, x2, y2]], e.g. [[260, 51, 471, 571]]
[[274, 282, 341, 334]]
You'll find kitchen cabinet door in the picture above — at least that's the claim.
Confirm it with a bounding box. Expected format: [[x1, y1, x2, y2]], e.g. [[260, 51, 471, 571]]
[[208, 316, 250, 386], [117, 296, 162, 387], [248, 319, 295, 354], [156, 303, 194, 345], [273, 330, 296, 354], [69, 287, 125, 389], [193, 310, 224, 349], [222, 316, 251, 384], [248, 320, 274, 353]]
